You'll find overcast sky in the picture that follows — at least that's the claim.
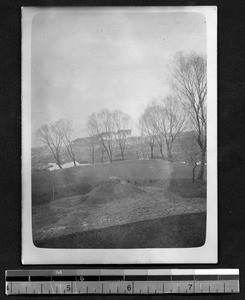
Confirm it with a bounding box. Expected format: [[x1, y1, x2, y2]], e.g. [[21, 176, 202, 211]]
[[31, 9, 206, 143]]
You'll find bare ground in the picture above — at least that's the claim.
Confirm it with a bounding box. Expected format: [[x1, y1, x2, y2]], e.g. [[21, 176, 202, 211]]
[[33, 178, 206, 247]]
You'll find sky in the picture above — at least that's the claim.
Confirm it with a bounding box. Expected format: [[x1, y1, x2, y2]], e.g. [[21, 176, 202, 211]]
[[31, 9, 206, 144]]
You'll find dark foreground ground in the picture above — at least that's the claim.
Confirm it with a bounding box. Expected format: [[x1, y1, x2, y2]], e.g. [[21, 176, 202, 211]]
[[35, 212, 206, 248]]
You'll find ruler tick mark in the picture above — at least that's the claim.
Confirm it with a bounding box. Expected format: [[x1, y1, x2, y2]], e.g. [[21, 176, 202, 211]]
[[5, 269, 240, 295]]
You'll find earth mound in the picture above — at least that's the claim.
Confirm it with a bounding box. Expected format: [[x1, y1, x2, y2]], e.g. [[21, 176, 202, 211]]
[[86, 176, 148, 205]]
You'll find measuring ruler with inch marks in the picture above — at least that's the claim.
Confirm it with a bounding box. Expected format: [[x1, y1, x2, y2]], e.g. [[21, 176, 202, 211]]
[[5, 269, 239, 295]]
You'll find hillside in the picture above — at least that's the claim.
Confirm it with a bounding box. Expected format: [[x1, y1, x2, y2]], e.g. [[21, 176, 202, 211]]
[[32, 159, 172, 205], [31, 131, 200, 171]]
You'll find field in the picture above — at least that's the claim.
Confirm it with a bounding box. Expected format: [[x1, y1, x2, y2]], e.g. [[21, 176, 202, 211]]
[[32, 159, 206, 248]]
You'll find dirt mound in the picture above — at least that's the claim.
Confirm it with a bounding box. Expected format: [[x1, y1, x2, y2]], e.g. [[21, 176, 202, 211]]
[[86, 176, 148, 205]]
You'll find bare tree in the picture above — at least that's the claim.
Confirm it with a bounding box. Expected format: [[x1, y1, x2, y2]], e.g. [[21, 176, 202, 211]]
[[113, 110, 131, 160], [182, 141, 200, 182], [98, 138, 106, 163], [139, 107, 157, 159], [149, 96, 187, 160], [134, 135, 149, 160], [84, 136, 97, 164], [169, 51, 207, 179], [56, 119, 77, 166], [142, 102, 165, 160], [87, 109, 115, 163], [85, 122, 99, 164], [36, 123, 63, 169]]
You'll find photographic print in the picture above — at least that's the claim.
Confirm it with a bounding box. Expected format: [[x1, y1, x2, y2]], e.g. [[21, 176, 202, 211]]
[[22, 7, 217, 264]]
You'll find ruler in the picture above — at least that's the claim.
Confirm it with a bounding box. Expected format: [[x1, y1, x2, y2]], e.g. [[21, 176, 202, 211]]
[[5, 269, 239, 295]]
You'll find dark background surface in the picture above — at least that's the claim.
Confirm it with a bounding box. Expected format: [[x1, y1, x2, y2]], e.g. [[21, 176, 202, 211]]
[[0, 0, 244, 299]]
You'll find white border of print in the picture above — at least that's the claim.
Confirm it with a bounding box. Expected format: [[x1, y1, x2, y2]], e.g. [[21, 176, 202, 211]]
[[22, 6, 217, 264]]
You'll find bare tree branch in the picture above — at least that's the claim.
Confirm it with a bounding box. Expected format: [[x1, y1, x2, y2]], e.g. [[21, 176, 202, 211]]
[[87, 109, 115, 163], [139, 107, 158, 159], [36, 123, 63, 169], [113, 110, 131, 160], [56, 119, 77, 166], [140, 96, 187, 160], [169, 51, 207, 179]]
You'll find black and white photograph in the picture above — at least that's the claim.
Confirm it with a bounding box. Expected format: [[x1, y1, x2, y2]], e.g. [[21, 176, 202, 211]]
[[22, 7, 217, 264]]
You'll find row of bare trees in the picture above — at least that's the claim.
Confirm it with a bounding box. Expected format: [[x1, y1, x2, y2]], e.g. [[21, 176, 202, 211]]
[[87, 109, 131, 163], [138, 51, 207, 180], [36, 119, 77, 168], [139, 95, 187, 161], [36, 51, 207, 180], [36, 110, 132, 168]]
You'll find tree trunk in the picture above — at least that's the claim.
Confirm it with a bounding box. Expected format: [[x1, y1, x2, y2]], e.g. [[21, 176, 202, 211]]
[[108, 151, 113, 163], [101, 151, 104, 163], [100, 138, 112, 163], [73, 158, 77, 166], [197, 150, 206, 180], [87, 146, 93, 164], [119, 143, 125, 160], [159, 144, 164, 160], [121, 151, 124, 160], [167, 146, 172, 160], [192, 163, 197, 182], [150, 145, 154, 159], [56, 154, 63, 169], [66, 144, 77, 167], [141, 146, 145, 159], [69, 146, 77, 167]]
